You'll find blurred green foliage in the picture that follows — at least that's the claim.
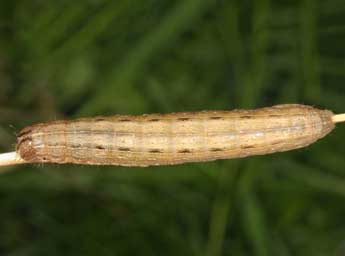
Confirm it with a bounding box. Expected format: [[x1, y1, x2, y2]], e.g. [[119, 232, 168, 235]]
[[0, 0, 344, 255]]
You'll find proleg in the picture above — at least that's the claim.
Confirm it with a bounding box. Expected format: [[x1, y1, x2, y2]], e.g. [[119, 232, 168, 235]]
[[12, 104, 336, 167]]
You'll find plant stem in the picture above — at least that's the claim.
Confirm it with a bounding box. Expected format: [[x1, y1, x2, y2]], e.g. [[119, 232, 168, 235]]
[[0, 152, 26, 167], [333, 114, 345, 123]]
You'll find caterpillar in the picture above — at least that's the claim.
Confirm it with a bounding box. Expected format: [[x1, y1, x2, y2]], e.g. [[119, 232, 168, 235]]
[[0, 104, 344, 167]]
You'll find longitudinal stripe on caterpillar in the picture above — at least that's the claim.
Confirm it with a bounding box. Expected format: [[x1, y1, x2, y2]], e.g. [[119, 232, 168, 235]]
[[23, 124, 325, 150], [15, 104, 335, 167]]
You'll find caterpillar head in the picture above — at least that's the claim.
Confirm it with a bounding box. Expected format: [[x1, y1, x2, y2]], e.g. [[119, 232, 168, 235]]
[[16, 126, 38, 162]]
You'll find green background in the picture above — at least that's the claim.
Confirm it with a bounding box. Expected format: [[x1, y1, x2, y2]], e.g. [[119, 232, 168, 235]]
[[0, 0, 345, 255]]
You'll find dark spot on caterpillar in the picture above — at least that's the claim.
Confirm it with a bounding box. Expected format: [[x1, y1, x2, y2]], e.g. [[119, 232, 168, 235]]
[[95, 117, 106, 121], [96, 145, 106, 150], [177, 117, 191, 121], [118, 119, 132, 122], [240, 115, 253, 119], [241, 145, 255, 149], [178, 149, 192, 153], [148, 149, 162, 153], [269, 114, 280, 118], [47, 142, 59, 147], [210, 148, 224, 152], [118, 147, 131, 152], [209, 116, 222, 120], [70, 144, 81, 148], [270, 140, 284, 145], [148, 118, 160, 122]]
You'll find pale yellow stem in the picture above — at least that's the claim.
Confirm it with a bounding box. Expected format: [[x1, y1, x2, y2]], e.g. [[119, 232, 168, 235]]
[[0, 152, 27, 167], [332, 114, 345, 124]]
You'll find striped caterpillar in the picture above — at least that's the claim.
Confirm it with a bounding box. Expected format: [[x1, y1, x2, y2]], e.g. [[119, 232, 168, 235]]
[[0, 104, 344, 167]]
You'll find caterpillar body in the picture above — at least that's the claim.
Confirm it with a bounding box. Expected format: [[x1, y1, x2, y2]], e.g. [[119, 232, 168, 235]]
[[15, 104, 335, 167]]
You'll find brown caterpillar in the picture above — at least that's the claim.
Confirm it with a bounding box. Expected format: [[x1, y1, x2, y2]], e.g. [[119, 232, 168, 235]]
[[10, 104, 337, 167]]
